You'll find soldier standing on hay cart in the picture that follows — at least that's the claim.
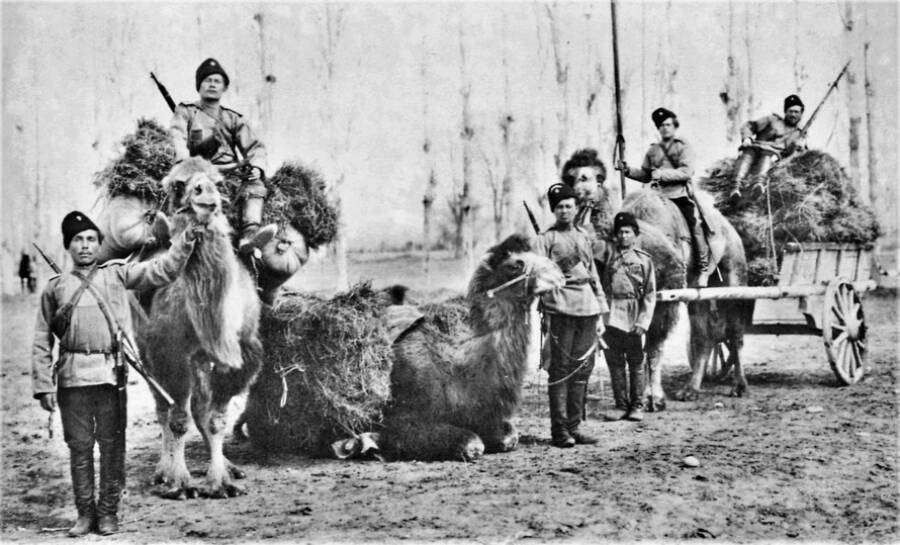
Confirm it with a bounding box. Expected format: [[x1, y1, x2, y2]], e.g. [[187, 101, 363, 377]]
[[169, 58, 278, 257]]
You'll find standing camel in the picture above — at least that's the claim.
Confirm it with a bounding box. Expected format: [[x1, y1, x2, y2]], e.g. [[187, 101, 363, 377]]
[[136, 158, 262, 498]]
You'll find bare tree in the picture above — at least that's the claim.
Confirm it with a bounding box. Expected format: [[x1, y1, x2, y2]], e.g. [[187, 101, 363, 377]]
[[863, 40, 877, 206], [792, 0, 808, 92], [253, 10, 275, 141], [315, 4, 352, 288], [450, 16, 475, 264], [838, 1, 864, 195], [419, 32, 438, 285], [743, 3, 757, 119], [719, 0, 745, 143], [545, 4, 570, 170]]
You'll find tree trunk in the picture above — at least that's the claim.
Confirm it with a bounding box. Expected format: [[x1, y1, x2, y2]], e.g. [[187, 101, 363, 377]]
[[545, 4, 569, 170], [792, 0, 807, 92], [743, 3, 756, 119], [863, 34, 878, 208], [420, 34, 437, 286], [458, 17, 474, 266], [253, 10, 274, 142], [497, 11, 513, 243], [840, 2, 864, 197], [720, 0, 744, 144]]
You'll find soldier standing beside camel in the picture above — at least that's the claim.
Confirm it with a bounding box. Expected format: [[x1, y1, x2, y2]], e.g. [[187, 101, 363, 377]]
[[601, 212, 656, 422], [535, 183, 609, 448], [32, 212, 198, 536]]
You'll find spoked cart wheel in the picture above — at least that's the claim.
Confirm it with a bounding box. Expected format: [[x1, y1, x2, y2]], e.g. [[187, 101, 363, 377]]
[[823, 278, 868, 385]]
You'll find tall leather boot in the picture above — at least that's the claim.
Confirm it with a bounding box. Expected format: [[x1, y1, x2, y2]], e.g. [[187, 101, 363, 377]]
[[626, 357, 647, 422], [567, 380, 598, 444], [730, 148, 755, 202], [604, 351, 630, 421], [238, 196, 278, 255], [692, 219, 712, 288], [96, 436, 124, 536], [548, 384, 574, 448], [68, 449, 96, 537]]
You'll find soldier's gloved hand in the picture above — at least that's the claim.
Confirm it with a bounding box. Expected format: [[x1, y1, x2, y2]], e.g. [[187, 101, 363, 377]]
[[596, 321, 606, 337], [741, 137, 753, 148], [183, 222, 206, 243], [38, 393, 56, 412], [614, 160, 627, 172], [246, 167, 262, 182], [631, 325, 647, 337], [650, 169, 661, 182]]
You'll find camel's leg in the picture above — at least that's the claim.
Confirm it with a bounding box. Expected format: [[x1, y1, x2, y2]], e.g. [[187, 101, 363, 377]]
[[676, 304, 715, 401], [381, 414, 485, 462], [191, 366, 246, 498], [152, 395, 197, 500], [644, 343, 667, 412], [727, 331, 749, 398], [481, 419, 519, 454]]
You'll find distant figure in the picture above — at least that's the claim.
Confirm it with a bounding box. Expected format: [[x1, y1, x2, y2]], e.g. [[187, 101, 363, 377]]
[[169, 57, 276, 254], [18, 252, 35, 294], [729, 94, 807, 202]]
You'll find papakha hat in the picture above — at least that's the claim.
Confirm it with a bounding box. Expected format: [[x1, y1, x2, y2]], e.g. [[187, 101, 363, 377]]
[[547, 183, 577, 211], [61, 211, 102, 249], [195, 58, 230, 90], [613, 211, 640, 235]]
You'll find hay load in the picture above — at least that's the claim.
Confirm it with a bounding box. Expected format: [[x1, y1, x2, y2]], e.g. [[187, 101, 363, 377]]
[[241, 284, 470, 455], [698, 150, 879, 285], [92, 118, 338, 257]]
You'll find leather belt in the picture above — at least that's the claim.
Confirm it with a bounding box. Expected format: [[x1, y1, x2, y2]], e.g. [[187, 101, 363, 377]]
[[61, 347, 114, 355]]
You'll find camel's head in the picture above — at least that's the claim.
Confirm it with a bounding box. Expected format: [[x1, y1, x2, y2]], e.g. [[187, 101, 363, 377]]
[[161, 157, 227, 226], [476, 234, 565, 300]]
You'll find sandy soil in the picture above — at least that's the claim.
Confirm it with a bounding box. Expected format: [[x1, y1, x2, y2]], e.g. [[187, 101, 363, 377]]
[[1, 285, 897, 544]]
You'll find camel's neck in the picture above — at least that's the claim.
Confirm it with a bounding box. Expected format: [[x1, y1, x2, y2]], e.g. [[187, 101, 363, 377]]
[[469, 295, 533, 397]]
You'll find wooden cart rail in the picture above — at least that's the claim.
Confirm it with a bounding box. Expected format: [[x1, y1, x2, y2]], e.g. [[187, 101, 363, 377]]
[[655, 280, 876, 303]]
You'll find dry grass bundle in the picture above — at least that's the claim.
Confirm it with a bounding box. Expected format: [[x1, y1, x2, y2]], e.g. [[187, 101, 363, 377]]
[[244, 282, 394, 455], [243, 284, 475, 456], [697, 150, 879, 285], [265, 162, 338, 249], [93, 118, 174, 202], [91, 120, 338, 248]]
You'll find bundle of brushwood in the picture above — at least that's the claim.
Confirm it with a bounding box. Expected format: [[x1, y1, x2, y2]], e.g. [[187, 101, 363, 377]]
[[92, 118, 337, 257], [242, 283, 469, 455], [698, 150, 879, 286]]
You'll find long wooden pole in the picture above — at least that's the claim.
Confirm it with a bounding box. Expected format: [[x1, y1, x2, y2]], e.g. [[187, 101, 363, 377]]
[[656, 281, 875, 303], [610, 0, 626, 199]]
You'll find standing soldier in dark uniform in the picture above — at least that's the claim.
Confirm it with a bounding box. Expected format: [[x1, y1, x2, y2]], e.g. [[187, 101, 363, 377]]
[[729, 94, 807, 201], [615, 107, 711, 287], [33, 212, 197, 536], [170, 58, 276, 254], [535, 183, 609, 448], [601, 212, 656, 422]]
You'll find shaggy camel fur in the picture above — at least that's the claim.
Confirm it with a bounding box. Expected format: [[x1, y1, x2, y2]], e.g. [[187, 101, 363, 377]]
[[623, 189, 752, 400], [380, 234, 565, 461], [137, 158, 262, 498]]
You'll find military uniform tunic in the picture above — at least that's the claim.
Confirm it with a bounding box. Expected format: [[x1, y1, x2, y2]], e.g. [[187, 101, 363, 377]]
[[170, 102, 268, 183], [601, 246, 656, 333], [32, 233, 195, 397], [535, 224, 609, 317], [740, 114, 806, 158], [625, 137, 695, 199]]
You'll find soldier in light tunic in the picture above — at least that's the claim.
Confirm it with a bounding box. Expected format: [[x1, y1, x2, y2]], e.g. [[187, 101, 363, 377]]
[[535, 183, 609, 448], [33, 211, 197, 536], [601, 212, 656, 422]]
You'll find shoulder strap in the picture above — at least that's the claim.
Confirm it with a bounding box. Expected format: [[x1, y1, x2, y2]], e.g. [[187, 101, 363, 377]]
[[50, 264, 101, 337]]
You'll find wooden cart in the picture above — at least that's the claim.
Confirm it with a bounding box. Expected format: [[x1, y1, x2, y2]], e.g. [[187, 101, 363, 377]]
[[656, 242, 876, 385]]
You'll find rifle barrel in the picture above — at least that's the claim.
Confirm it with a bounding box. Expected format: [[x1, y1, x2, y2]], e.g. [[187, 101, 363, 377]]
[[800, 60, 851, 135], [610, 0, 627, 198]]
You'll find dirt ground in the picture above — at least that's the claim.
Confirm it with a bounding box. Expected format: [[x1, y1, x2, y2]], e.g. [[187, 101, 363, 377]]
[[1, 270, 897, 544]]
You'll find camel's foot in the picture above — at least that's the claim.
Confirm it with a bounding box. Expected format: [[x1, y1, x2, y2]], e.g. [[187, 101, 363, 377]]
[[646, 395, 667, 412], [457, 436, 485, 462], [226, 462, 246, 480], [199, 478, 246, 499], [729, 382, 748, 398], [152, 469, 199, 500], [675, 387, 701, 402], [483, 422, 519, 454]]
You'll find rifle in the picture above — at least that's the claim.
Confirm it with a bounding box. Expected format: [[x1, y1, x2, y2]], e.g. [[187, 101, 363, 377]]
[[32, 243, 175, 407], [799, 60, 851, 137], [150, 72, 177, 113], [610, 0, 627, 199], [523, 201, 541, 235]]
